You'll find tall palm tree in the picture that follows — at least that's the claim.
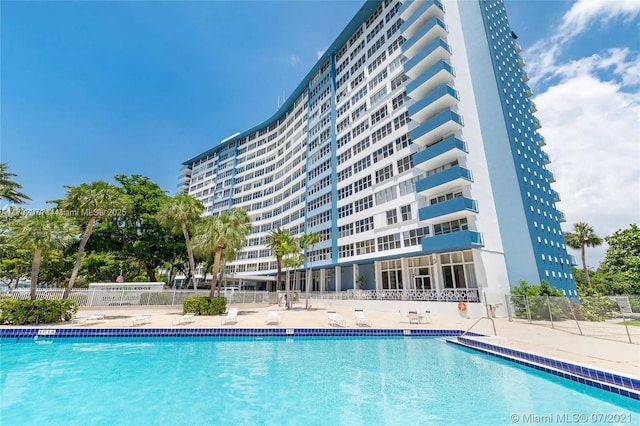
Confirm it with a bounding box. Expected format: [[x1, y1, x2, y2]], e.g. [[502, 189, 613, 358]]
[[192, 208, 251, 297], [157, 193, 203, 291], [7, 214, 78, 299], [0, 162, 31, 205], [300, 231, 321, 309], [565, 222, 602, 287], [59, 181, 131, 299], [266, 228, 294, 293], [283, 248, 303, 310]]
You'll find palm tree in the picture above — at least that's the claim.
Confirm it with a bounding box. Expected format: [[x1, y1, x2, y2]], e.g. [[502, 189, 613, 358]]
[[192, 208, 251, 297], [266, 228, 294, 293], [300, 231, 321, 309], [283, 248, 303, 310], [58, 181, 131, 299], [7, 214, 78, 299], [565, 222, 602, 287], [0, 163, 31, 204], [157, 193, 203, 291]]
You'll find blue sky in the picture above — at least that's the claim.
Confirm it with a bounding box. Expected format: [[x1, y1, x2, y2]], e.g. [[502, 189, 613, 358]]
[[1, 0, 639, 267]]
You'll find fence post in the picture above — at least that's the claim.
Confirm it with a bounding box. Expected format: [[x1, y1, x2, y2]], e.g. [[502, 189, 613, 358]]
[[546, 295, 554, 329], [565, 297, 583, 335], [524, 295, 532, 323], [618, 296, 633, 344], [505, 294, 513, 321]]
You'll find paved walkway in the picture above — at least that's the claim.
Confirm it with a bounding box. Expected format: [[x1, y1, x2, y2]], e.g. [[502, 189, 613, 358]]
[[9, 303, 640, 377]]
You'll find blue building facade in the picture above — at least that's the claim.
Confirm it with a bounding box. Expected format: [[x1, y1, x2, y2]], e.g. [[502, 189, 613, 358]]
[[180, 0, 576, 299]]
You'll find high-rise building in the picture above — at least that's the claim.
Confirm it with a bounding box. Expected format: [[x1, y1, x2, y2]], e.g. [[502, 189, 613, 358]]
[[181, 0, 576, 300]]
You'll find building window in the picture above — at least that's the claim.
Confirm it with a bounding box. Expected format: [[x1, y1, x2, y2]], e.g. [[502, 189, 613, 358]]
[[397, 154, 414, 173], [338, 243, 354, 258], [356, 239, 376, 255], [355, 217, 374, 233], [433, 218, 468, 235], [403, 226, 429, 246], [386, 209, 398, 225], [375, 164, 394, 184], [377, 233, 401, 251], [401, 205, 412, 221]]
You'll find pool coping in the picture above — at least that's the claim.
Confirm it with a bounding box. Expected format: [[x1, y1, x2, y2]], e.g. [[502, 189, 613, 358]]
[[449, 335, 640, 401], [2, 327, 638, 401]]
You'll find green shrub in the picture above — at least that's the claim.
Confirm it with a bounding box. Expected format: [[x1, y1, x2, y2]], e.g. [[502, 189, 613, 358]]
[[182, 296, 227, 315], [0, 299, 79, 325], [511, 280, 568, 321], [573, 297, 620, 321]]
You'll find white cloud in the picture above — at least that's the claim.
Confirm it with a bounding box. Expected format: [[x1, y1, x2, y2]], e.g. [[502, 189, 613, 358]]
[[316, 49, 325, 59], [558, 0, 640, 42], [522, 1, 640, 268], [289, 55, 300, 66]]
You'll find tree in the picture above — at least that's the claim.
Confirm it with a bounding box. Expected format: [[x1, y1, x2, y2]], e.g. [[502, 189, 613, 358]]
[[300, 231, 322, 309], [87, 175, 185, 284], [7, 214, 78, 299], [283, 247, 303, 310], [192, 208, 251, 297], [0, 162, 31, 205], [58, 181, 131, 299], [565, 222, 602, 287], [600, 224, 640, 290], [266, 228, 294, 293], [157, 193, 203, 291]]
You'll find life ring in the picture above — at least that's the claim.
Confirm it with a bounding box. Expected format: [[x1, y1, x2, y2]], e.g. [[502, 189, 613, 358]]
[[457, 301, 468, 312]]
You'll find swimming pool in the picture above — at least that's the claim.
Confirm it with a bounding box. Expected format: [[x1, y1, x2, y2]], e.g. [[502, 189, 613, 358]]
[[1, 333, 638, 425]]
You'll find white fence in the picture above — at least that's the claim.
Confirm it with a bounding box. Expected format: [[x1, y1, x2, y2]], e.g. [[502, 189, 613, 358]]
[[6, 289, 274, 307], [304, 288, 481, 302]]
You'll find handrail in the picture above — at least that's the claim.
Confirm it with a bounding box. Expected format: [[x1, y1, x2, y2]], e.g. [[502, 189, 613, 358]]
[[460, 316, 497, 337]]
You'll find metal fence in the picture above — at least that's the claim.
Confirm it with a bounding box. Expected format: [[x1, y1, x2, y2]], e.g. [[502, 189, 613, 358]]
[[505, 294, 640, 344], [5, 289, 275, 307]]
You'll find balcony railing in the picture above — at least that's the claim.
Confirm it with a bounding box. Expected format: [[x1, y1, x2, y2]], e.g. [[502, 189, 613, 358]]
[[415, 165, 472, 195], [408, 84, 459, 123], [402, 17, 448, 58], [411, 109, 463, 146], [414, 136, 467, 170], [405, 38, 452, 80], [399, 0, 444, 25], [406, 60, 455, 99], [419, 196, 478, 221], [306, 288, 480, 302], [422, 229, 484, 252]]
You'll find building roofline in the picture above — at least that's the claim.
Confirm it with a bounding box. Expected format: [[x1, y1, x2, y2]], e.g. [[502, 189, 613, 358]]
[[183, 0, 383, 166]]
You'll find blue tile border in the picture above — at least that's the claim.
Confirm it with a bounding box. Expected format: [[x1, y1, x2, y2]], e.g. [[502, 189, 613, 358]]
[[0, 327, 482, 340], [451, 336, 640, 401]]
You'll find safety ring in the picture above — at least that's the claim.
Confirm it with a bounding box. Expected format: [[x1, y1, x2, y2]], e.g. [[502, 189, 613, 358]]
[[457, 301, 468, 312]]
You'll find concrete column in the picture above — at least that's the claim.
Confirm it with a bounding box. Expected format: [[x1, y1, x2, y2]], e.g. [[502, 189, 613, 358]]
[[375, 261, 382, 290], [431, 253, 443, 290], [335, 266, 341, 293], [353, 264, 359, 290], [401, 257, 410, 291], [320, 269, 326, 295]]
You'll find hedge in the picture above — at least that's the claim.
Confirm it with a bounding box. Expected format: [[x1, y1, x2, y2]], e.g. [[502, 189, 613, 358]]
[[0, 299, 79, 325], [182, 296, 227, 315]]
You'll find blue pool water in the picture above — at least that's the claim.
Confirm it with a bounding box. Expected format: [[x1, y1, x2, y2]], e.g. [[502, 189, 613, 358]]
[[1, 336, 638, 425]]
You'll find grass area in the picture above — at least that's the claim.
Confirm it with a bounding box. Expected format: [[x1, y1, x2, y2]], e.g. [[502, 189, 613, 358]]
[[619, 319, 640, 326]]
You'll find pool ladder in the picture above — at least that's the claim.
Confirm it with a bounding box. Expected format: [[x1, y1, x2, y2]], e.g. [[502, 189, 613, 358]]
[[460, 316, 497, 337]]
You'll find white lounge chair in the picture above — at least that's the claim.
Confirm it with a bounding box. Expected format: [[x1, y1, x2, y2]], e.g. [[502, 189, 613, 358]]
[[328, 311, 346, 327], [73, 313, 105, 325], [221, 307, 239, 325], [354, 309, 371, 327], [131, 314, 152, 326], [266, 309, 279, 325], [173, 313, 195, 325], [408, 311, 420, 324]]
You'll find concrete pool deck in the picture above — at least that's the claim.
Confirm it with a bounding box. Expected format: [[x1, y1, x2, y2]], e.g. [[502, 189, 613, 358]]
[[6, 302, 640, 378]]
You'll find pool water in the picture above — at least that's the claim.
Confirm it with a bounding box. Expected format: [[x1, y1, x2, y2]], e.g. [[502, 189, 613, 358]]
[[1, 337, 638, 425]]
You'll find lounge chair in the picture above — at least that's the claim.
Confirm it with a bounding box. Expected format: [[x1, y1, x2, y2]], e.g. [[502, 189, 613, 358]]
[[131, 314, 152, 326], [354, 309, 371, 327], [221, 307, 239, 325], [420, 310, 432, 324], [266, 309, 279, 325], [328, 311, 346, 327], [408, 311, 420, 324], [172, 313, 195, 326], [73, 313, 105, 325]]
